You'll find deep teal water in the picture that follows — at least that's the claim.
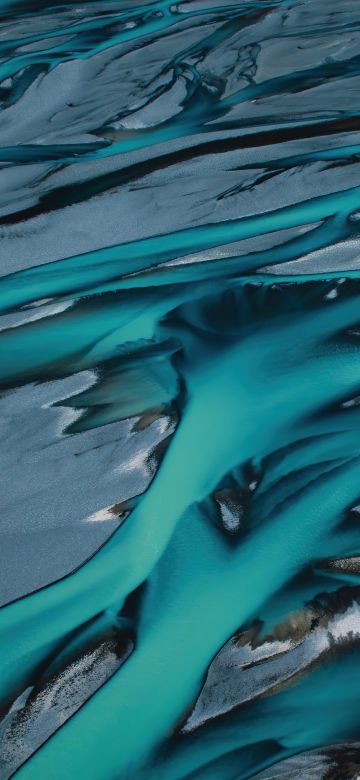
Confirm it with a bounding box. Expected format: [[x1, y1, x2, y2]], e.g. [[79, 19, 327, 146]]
[[1, 0, 360, 778]]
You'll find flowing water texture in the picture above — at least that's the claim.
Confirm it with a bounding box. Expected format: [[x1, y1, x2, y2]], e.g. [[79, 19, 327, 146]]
[[1, 0, 360, 778]]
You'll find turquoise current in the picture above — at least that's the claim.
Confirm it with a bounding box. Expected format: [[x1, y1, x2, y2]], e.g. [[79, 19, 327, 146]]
[[1, 0, 360, 778]]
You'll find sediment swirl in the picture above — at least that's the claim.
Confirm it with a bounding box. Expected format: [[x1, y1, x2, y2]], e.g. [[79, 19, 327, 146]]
[[1, 1, 360, 778]]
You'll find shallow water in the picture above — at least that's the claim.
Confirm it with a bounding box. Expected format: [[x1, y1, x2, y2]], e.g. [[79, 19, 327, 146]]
[[1, 0, 360, 778]]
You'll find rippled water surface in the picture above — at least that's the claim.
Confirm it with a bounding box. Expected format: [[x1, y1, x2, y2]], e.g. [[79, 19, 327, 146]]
[[1, 0, 360, 778]]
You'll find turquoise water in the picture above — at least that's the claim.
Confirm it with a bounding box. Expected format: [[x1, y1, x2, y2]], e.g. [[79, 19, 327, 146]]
[[1, 0, 360, 778]]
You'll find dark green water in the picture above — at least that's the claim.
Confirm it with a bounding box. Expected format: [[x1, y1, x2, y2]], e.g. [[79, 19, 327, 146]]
[[1, 0, 360, 778]]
